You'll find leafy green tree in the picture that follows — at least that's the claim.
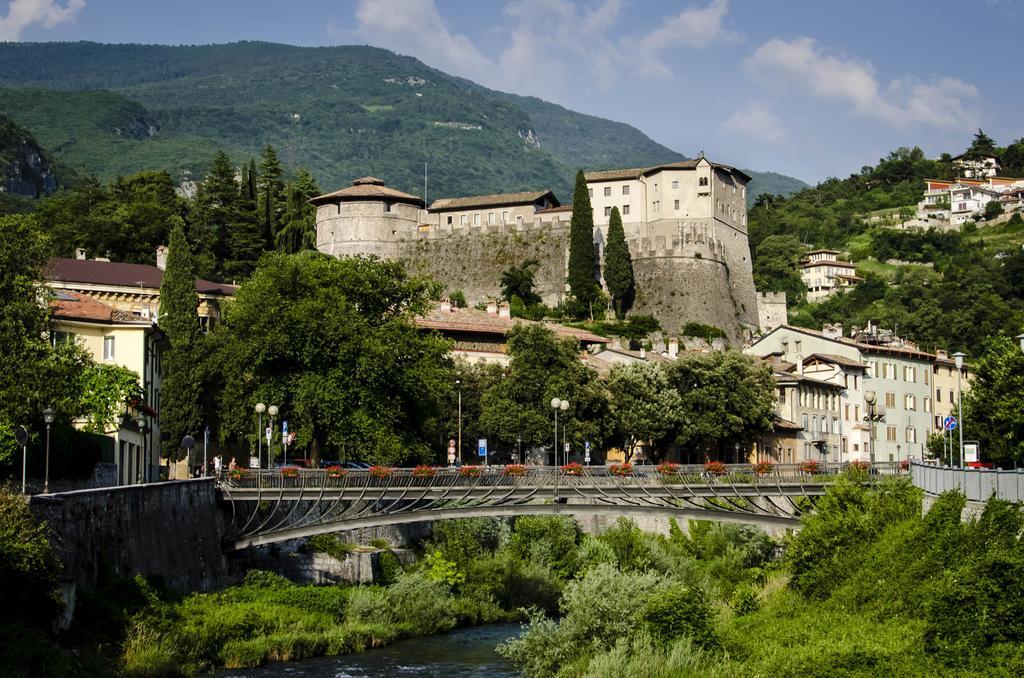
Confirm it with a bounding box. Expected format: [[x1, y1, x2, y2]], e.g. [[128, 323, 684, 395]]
[[567, 170, 599, 314], [963, 335, 1024, 467], [603, 206, 633, 319], [478, 324, 611, 454], [752, 235, 806, 305], [500, 259, 542, 306], [665, 351, 775, 461], [983, 200, 1003, 220], [1000, 138, 1024, 177], [965, 129, 997, 159], [159, 225, 203, 461], [0, 489, 61, 629], [607, 363, 682, 462], [258, 144, 286, 247], [207, 252, 452, 465]]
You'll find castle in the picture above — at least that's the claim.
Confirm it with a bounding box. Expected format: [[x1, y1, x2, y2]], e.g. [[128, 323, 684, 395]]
[[313, 154, 759, 340]]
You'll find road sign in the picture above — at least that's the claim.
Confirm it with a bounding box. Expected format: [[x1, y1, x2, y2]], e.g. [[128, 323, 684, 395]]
[[265, 426, 272, 442], [14, 425, 28, 447], [943, 416, 958, 431], [584, 441, 591, 464], [564, 442, 570, 453], [965, 442, 979, 463], [478, 439, 487, 457], [282, 420, 288, 435]]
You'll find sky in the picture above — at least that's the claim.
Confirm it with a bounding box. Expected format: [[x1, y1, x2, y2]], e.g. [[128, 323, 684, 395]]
[[3, 0, 1023, 183]]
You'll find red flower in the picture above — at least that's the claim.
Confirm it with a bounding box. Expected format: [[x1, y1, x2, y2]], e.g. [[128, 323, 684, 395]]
[[899, 459, 910, 471], [561, 462, 584, 476], [849, 460, 871, 472], [609, 463, 633, 477], [753, 461, 775, 476], [369, 465, 394, 478], [325, 465, 348, 478], [800, 460, 820, 475], [459, 465, 484, 477], [280, 467, 299, 478], [503, 464, 529, 476], [412, 464, 437, 477], [657, 462, 680, 476], [703, 460, 728, 476]]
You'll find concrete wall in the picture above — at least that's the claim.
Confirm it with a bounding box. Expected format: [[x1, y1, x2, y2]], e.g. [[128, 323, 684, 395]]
[[30, 479, 229, 595]]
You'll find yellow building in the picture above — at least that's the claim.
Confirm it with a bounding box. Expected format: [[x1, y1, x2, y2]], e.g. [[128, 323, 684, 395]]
[[50, 291, 168, 485]]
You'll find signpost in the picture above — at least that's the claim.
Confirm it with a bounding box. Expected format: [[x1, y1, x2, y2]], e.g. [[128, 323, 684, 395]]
[[964, 442, 979, 464], [282, 421, 289, 465], [584, 440, 591, 465], [943, 416, 957, 466], [478, 438, 488, 466], [943, 416, 957, 431], [447, 439, 456, 465], [14, 425, 28, 494]]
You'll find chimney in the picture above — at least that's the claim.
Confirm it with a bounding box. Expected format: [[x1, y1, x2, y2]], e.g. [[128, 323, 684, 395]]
[[486, 299, 498, 316], [822, 323, 842, 340], [439, 297, 451, 313], [668, 337, 679, 359], [796, 356, 804, 375], [936, 349, 948, 360], [156, 244, 169, 271], [498, 301, 511, 319], [75, 247, 87, 260]]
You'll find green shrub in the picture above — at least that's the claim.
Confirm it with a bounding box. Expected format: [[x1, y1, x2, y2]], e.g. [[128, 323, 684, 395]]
[[0, 489, 62, 628], [377, 550, 401, 585], [638, 583, 717, 648], [597, 517, 653, 572], [303, 534, 356, 561], [506, 516, 579, 577], [386, 571, 456, 636], [345, 586, 392, 625], [369, 538, 390, 550], [730, 583, 761, 616]]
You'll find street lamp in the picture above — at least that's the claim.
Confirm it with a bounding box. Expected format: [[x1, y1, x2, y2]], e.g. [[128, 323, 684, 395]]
[[267, 405, 279, 470], [864, 391, 877, 464], [136, 412, 147, 484], [952, 352, 966, 467], [455, 379, 462, 466], [551, 398, 568, 466], [181, 435, 195, 477], [14, 425, 28, 494], [42, 407, 54, 494], [255, 403, 266, 469]]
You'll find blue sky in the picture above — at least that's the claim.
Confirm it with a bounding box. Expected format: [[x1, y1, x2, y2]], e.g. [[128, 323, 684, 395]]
[[4, 0, 1023, 182]]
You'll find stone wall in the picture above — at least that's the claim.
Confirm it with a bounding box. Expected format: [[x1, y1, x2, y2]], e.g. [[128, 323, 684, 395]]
[[30, 479, 229, 595], [632, 254, 737, 339]]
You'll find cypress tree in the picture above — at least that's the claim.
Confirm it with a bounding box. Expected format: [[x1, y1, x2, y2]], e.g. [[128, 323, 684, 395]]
[[194, 150, 239, 279], [159, 225, 202, 471], [567, 169, 599, 313], [258, 145, 285, 248], [603, 206, 634, 319]]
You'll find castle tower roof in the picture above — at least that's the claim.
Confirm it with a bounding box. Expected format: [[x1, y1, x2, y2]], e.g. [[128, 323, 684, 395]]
[[310, 177, 424, 207]]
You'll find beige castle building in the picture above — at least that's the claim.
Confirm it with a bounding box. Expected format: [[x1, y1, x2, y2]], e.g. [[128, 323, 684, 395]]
[[314, 155, 760, 340]]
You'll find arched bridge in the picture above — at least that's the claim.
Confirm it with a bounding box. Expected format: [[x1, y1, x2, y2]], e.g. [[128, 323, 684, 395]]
[[218, 462, 905, 550]]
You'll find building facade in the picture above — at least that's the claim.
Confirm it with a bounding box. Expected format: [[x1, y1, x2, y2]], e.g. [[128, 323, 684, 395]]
[[800, 249, 860, 302], [314, 155, 759, 341]]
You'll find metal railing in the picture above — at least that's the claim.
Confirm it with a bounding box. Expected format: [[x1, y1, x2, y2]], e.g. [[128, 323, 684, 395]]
[[910, 461, 1024, 503]]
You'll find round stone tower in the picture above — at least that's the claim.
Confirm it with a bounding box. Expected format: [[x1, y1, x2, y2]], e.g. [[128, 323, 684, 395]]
[[313, 177, 424, 260]]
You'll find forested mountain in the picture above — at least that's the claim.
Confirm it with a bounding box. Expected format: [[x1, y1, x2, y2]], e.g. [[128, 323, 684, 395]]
[[0, 41, 806, 201]]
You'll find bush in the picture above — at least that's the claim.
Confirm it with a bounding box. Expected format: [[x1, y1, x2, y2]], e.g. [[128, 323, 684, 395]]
[[639, 583, 717, 648], [598, 518, 653, 572], [303, 535, 356, 561], [386, 571, 456, 636], [730, 583, 761, 616], [0, 489, 62, 628]]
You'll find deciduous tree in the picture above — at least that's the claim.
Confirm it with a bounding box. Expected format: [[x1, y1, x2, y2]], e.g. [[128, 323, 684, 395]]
[[964, 335, 1024, 467], [607, 363, 682, 462]]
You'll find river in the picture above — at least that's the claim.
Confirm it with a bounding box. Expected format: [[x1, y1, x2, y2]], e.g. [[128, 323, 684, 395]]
[[218, 623, 522, 677]]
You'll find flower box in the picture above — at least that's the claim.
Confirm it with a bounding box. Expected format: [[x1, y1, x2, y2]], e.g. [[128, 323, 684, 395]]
[[899, 459, 910, 472], [503, 464, 529, 477], [412, 464, 437, 478], [657, 462, 680, 476], [800, 460, 820, 475], [703, 460, 728, 476], [325, 465, 348, 479], [849, 460, 871, 473], [280, 467, 299, 479], [561, 462, 584, 476], [753, 461, 775, 476], [609, 463, 633, 477], [228, 469, 244, 481], [369, 465, 394, 478], [459, 465, 483, 477]]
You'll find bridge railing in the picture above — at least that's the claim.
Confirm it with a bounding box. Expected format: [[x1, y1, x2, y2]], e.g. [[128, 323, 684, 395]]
[[910, 461, 1024, 503], [218, 461, 904, 490]]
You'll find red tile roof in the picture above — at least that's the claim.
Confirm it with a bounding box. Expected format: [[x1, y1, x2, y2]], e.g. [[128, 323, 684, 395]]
[[310, 177, 425, 207], [428, 190, 558, 212], [47, 258, 236, 296], [49, 291, 148, 324]]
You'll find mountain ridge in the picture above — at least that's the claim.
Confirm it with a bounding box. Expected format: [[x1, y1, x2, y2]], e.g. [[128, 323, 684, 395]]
[[0, 41, 807, 202]]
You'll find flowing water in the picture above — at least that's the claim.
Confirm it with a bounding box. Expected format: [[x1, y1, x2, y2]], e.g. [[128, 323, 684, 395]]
[[218, 623, 522, 677]]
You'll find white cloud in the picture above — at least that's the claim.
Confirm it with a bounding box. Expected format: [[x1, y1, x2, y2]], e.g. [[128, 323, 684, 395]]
[[722, 101, 785, 143], [745, 37, 980, 130], [0, 0, 84, 41], [347, 0, 736, 100]]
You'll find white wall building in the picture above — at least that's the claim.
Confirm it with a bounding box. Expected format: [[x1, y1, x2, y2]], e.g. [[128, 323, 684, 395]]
[[800, 249, 860, 302]]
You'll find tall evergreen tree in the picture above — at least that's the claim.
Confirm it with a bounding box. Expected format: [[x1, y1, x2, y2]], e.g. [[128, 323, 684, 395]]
[[257, 145, 286, 248], [275, 169, 320, 253], [159, 225, 202, 470], [603, 206, 634, 319], [966, 129, 998, 158], [223, 157, 264, 281], [193, 150, 239, 279], [567, 169, 599, 314]]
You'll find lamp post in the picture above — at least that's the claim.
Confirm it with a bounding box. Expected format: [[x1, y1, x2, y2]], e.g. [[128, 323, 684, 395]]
[[952, 352, 966, 467], [255, 403, 266, 469], [551, 398, 568, 466], [14, 425, 28, 494], [455, 379, 462, 466], [863, 391, 877, 464], [267, 405, 279, 470], [181, 435, 195, 477], [136, 412, 147, 484], [42, 407, 54, 494]]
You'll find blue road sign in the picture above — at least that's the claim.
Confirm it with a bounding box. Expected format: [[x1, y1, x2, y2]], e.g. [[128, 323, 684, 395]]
[[478, 439, 488, 457], [943, 416, 958, 431], [282, 420, 288, 435]]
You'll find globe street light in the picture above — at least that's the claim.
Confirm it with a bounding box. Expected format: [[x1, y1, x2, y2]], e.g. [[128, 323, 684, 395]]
[[863, 391, 877, 464], [42, 407, 55, 494], [255, 403, 266, 469], [952, 352, 966, 467], [267, 405, 279, 470]]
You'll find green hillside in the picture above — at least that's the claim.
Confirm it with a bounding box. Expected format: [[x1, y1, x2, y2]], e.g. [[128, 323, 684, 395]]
[[0, 41, 806, 201]]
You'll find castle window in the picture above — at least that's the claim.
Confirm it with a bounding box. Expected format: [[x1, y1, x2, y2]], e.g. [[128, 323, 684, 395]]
[[516, 215, 524, 226], [502, 211, 509, 223], [622, 185, 630, 195], [622, 205, 630, 216], [487, 212, 495, 225], [604, 206, 611, 217], [671, 180, 679, 190], [473, 213, 480, 226], [699, 176, 709, 187], [460, 215, 468, 226], [674, 199, 680, 210], [447, 216, 453, 225], [603, 186, 611, 197], [654, 183, 658, 192], [103, 336, 116, 360], [588, 188, 593, 198]]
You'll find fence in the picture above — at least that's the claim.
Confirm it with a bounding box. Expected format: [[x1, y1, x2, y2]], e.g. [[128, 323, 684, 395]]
[[910, 462, 1024, 503]]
